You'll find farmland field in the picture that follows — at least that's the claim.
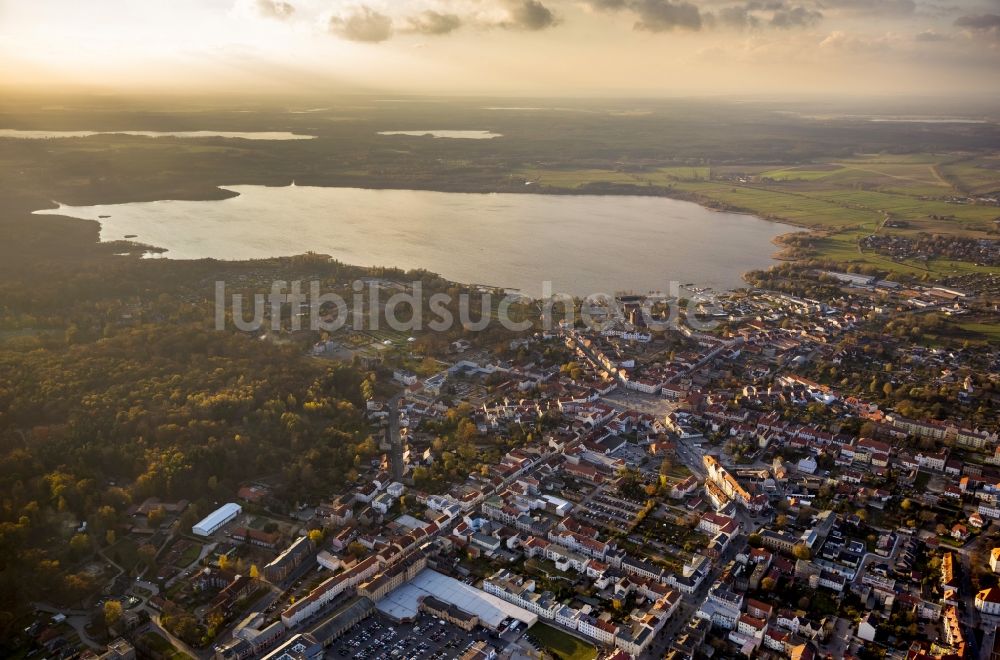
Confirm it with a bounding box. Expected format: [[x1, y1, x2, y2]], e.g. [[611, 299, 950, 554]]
[[511, 152, 998, 276]]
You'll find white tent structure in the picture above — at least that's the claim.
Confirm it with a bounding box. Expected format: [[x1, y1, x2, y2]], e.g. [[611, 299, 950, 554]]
[[192, 502, 242, 537]]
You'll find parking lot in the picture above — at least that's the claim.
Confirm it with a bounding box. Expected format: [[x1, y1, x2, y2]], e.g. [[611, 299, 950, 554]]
[[328, 612, 504, 660], [576, 490, 645, 532]]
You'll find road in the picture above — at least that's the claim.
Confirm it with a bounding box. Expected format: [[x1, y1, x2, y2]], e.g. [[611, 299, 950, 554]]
[[672, 435, 768, 534], [165, 541, 217, 589], [149, 613, 204, 659], [850, 533, 904, 587], [674, 437, 707, 480], [640, 534, 749, 659], [31, 602, 102, 651], [388, 394, 404, 482], [982, 623, 997, 660], [566, 331, 624, 386], [634, 430, 758, 659], [956, 523, 995, 659]]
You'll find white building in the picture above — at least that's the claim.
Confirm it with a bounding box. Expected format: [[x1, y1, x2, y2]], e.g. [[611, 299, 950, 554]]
[[856, 614, 877, 642], [976, 588, 1000, 616], [737, 614, 766, 639], [577, 615, 618, 645], [916, 451, 947, 472], [393, 369, 418, 386], [796, 455, 818, 474], [192, 503, 242, 537]]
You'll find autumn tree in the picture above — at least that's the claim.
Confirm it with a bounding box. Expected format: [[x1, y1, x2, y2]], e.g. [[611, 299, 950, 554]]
[[69, 533, 90, 558], [138, 543, 157, 571], [147, 506, 166, 528], [104, 600, 123, 628]]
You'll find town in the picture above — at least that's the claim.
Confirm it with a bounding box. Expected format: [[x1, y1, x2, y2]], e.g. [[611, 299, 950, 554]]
[[5, 1, 1000, 656], [30, 261, 999, 660]]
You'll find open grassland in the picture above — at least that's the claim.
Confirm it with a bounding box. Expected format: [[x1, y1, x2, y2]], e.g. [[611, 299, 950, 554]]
[[939, 157, 1000, 195], [956, 322, 1000, 344], [517, 166, 711, 188], [516, 152, 999, 278], [528, 623, 597, 660], [672, 180, 882, 228]]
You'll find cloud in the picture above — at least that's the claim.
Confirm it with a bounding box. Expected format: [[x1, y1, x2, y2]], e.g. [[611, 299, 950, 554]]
[[954, 13, 1000, 37], [819, 0, 916, 17], [329, 6, 393, 43], [255, 0, 294, 20], [717, 4, 759, 29], [503, 0, 559, 30], [584, 0, 630, 9], [632, 0, 703, 31], [914, 29, 950, 41], [407, 10, 462, 35], [770, 5, 823, 29], [584, 1, 828, 32], [819, 30, 894, 51]]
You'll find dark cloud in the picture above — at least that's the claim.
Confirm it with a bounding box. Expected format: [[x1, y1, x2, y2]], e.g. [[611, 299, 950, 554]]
[[585, 0, 630, 9], [407, 10, 462, 35], [717, 4, 760, 29], [818, 0, 916, 16], [954, 13, 1000, 34], [501, 0, 558, 30], [770, 5, 823, 28], [632, 0, 704, 31], [589, 1, 827, 32], [329, 6, 393, 43], [256, 0, 294, 20]]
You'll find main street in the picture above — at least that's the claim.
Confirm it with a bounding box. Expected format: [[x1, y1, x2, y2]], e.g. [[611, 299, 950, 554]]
[[637, 429, 758, 659], [641, 534, 749, 659]]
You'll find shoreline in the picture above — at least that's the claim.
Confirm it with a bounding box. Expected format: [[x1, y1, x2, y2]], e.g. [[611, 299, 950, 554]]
[[31, 181, 814, 293]]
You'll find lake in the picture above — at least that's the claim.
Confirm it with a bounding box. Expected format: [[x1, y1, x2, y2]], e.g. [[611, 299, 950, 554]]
[[35, 185, 798, 297], [377, 130, 502, 139], [0, 130, 315, 140]]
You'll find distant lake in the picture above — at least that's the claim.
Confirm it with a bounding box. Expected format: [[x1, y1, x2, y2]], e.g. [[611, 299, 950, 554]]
[[377, 130, 502, 139], [35, 186, 798, 297], [867, 118, 988, 124], [0, 129, 315, 140]]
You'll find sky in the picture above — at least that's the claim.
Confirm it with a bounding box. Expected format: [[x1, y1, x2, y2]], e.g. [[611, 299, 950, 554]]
[[1, 0, 999, 97]]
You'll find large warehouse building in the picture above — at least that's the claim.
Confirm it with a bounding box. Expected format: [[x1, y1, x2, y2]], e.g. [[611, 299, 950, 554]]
[[192, 502, 242, 537], [376, 569, 537, 629]]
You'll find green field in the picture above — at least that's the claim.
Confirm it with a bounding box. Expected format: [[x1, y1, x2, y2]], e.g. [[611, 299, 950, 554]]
[[138, 632, 194, 660], [513, 152, 999, 278], [956, 322, 1000, 344], [518, 166, 711, 188], [177, 543, 202, 567], [528, 623, 597, 660], [107, 537, 140, 571]]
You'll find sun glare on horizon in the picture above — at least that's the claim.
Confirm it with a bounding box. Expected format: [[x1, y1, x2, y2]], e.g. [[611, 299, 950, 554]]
[[1, 0, 999, 97]]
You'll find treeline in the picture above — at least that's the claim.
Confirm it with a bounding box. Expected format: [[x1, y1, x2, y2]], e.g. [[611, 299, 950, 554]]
[[0, 318, 374, 642]]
